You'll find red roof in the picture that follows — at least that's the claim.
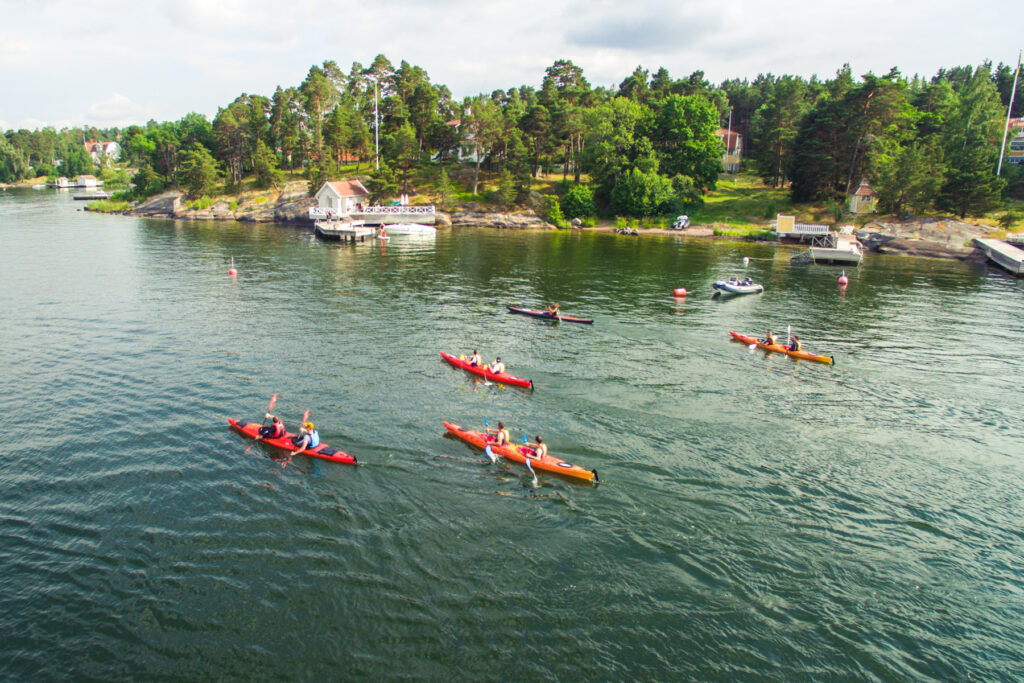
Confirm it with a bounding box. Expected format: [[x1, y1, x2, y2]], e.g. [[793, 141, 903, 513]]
[[324, 179, 369, 198], [852, 179, 876, 197], [715, 129, 741, 153]]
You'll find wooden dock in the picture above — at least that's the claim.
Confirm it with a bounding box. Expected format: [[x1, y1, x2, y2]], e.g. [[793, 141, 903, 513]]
[[313, 220, 373, 242], [973, 238, 1024, 276]]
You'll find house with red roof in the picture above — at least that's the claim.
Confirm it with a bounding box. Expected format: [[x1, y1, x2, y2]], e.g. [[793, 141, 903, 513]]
[[84, 140, 121, 164], [848, 178, 878, 214], [715, 129, 742, 172], [314, 179, 370, 216]]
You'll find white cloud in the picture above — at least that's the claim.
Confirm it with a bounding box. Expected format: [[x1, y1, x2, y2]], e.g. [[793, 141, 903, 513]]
[[85, 93, 157, 126]]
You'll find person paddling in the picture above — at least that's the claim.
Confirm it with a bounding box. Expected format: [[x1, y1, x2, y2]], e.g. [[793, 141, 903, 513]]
[[489, 356, 505, 374], [289, 421, 320, 456], [486, 420, 511, 446], [467, 349, 483, 367], [545, 302, 560, 316], [258, 414, 286, 440], [762, 330, 777, 346], [789, 335, 801, 352], [526, 435, 547, 460]]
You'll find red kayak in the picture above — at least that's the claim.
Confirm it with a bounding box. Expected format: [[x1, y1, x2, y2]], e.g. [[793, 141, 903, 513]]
[[443, 421, 598, 483], [507, 306, 594, 324], [440, 352, 534, 389], [227, 418, 357, 465]]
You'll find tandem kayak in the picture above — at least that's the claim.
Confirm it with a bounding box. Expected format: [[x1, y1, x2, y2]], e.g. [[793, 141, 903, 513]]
[[442, 421, 598, 483], [729, 331, 835, 365], [712, 280, 764, 295], [227, 418, 357, 464], [507, 306, 594, 324], [440, 352, 534, 389]]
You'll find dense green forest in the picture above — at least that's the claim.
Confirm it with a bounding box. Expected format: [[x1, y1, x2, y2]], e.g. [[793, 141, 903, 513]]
[[3, 55, 1023, 220]]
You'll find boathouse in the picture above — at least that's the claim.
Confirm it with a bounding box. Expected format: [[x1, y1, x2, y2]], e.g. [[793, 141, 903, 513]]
[[314, 180, 370, 217]]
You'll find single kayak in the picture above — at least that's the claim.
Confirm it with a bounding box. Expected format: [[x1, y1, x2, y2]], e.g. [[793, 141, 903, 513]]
[[507, 306, 594, 324], [227, 418, 357, 464], [440, 352, 534, 389], [729, 331, 835, 365], [713, 280, 764, 295], [442, 421, 598, 483]]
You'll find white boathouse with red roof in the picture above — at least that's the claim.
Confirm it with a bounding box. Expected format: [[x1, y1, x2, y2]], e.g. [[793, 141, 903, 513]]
[[314, 179, 370, 216]]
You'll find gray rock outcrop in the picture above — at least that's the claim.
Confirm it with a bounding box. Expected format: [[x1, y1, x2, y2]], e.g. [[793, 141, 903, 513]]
[[449, 211, 555, 230]]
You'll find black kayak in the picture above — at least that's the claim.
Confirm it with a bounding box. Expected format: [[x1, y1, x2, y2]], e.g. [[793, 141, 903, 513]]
[[507, 306, 594, 324]]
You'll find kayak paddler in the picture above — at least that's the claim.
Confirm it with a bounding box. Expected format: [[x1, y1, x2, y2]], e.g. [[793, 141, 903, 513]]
[[258, 414, 286, 440], [762, 330, 777, 346], [487, 420, 511, 446], [789, 335, 801, 352], [290, 421, 320, 455], [489, 356, 505, 374], [468, 349, 483, 367], [545, 302, 559, 316], [526, 435, 547, 460]]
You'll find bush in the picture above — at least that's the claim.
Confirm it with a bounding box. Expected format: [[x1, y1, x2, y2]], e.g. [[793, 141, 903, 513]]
[[189, 196, 214, 210], [540, 194, 567, 228], [764, 200, 777, 219], [560, 183, 596, 219]]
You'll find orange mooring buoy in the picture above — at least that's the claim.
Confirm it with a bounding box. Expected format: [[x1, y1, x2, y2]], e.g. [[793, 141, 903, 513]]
[[838, 270, 848, 286], [673, 288, 687, 297], [228, 257, 237, 277]]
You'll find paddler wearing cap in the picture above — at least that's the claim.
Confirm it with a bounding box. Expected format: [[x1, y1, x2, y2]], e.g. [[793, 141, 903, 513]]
[[289, 420, 320, 455]]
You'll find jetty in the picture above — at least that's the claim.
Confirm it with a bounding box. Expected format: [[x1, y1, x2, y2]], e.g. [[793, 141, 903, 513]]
[[973, 238, 1024, 276], [310, 210, 373, 242]]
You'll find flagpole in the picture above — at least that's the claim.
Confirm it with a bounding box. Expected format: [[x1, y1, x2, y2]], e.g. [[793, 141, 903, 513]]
[[997, 51, 1022, 176]]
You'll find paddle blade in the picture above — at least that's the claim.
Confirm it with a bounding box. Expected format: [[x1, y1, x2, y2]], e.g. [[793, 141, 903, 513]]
[[301, 409, 310, 425], [268, 394, 278, 411], [748, 343, 757, 350], [484, 444, 497, 464]]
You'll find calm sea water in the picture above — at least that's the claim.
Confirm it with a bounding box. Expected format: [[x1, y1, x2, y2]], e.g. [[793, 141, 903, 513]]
[[2, 188, 1023, 680]]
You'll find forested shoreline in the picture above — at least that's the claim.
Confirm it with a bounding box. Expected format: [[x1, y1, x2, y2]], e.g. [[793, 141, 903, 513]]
[[3, 55, 1023, 223]]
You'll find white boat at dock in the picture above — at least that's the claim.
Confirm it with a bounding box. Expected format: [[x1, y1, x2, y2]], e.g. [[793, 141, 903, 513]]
[[791, 235, 863, 266]]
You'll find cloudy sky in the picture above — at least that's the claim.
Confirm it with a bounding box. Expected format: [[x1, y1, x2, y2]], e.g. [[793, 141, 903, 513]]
[[0, 0, 1018, 130]]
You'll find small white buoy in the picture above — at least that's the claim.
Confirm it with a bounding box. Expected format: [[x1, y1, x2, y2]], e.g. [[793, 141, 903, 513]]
[[743, 256, 749, 266], [838, 270, 848, 286]]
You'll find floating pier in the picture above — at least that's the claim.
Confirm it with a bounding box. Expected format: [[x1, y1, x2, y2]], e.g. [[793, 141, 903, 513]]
[[313, 219, 373, 242], [973, 238, 1024, 276]]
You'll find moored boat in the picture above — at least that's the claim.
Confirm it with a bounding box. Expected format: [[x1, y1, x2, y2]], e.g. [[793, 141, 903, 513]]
[[381, 223, 436, 235], [712, 279, 764, 295], [728, 331, 834, 365], [442, 421, 598, 483], [440, 352, 534, 389]]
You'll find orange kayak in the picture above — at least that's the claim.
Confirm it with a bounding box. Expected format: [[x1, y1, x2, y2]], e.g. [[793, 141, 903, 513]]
[[729, 331, 835, 365], [442, 421, 598, 483]]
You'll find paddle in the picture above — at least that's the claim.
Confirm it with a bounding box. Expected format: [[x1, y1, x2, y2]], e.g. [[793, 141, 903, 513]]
[[524, 455, 538, 487], [245, 394, 278, 452]]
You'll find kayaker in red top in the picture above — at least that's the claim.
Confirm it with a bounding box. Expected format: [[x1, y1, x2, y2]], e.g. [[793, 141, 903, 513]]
[[258, 414, 285, 440], [487, 421, 511, 446], [545, 302, 559, 316]]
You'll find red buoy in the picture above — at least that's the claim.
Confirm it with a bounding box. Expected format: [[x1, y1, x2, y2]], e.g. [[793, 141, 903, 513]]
[[838, 270, 849, 286], [673, 288, 687, 297], [228, 257, 237, 277]]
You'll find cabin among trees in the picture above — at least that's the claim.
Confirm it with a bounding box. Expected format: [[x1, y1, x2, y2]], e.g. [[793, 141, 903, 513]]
[[315, 179, 369, 215], [848, 179, 878, 213]]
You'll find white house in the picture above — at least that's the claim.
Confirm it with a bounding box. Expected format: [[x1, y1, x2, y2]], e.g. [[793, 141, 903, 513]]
[[85, 140, 122, 164], [76, 175, 98, 189], [314, 179, 370, 216]]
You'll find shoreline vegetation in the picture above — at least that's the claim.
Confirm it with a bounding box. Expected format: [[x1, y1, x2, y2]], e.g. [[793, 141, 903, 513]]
[[5, 54, 1024, 262]]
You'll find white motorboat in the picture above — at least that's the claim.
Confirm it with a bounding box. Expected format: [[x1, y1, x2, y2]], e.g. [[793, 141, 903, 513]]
[[381, 223, 436, 235], [712, 279, 764, 295]]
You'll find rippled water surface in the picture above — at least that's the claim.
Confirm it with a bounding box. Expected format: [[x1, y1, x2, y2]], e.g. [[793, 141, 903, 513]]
[[2, 189, 1023, 680]]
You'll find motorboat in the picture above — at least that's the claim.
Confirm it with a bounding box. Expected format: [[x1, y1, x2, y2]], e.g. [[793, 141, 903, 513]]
[[712, 279, 764, 295]]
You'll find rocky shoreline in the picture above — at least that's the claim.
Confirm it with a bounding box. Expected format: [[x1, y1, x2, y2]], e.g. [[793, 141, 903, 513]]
[[113, 183, 997, 263]]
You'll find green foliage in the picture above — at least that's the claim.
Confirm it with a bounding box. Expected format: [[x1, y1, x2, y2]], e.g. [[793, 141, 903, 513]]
[[252, 139, 283, 189], [229, 200, 239, 211], [496, 169, 516, 208], [763, 200, 777, 219], [436, 166, 454, 206], [84, 199, 131, 213], [539, 194, 567, 227], [997, 210, 1019, 229], [651, 93, 722, 190], [560, 182, 596, 218], [175, 143, 220, 199], [305, 161, 336, 196], [367, 163, 398, 204], [610, 167, 674, 216], [189, 196, 215, 210]]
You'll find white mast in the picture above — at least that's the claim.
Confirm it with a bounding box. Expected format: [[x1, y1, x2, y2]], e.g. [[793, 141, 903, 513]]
[[997, 51, 1022, 176], [374, 77, 380, 171]]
